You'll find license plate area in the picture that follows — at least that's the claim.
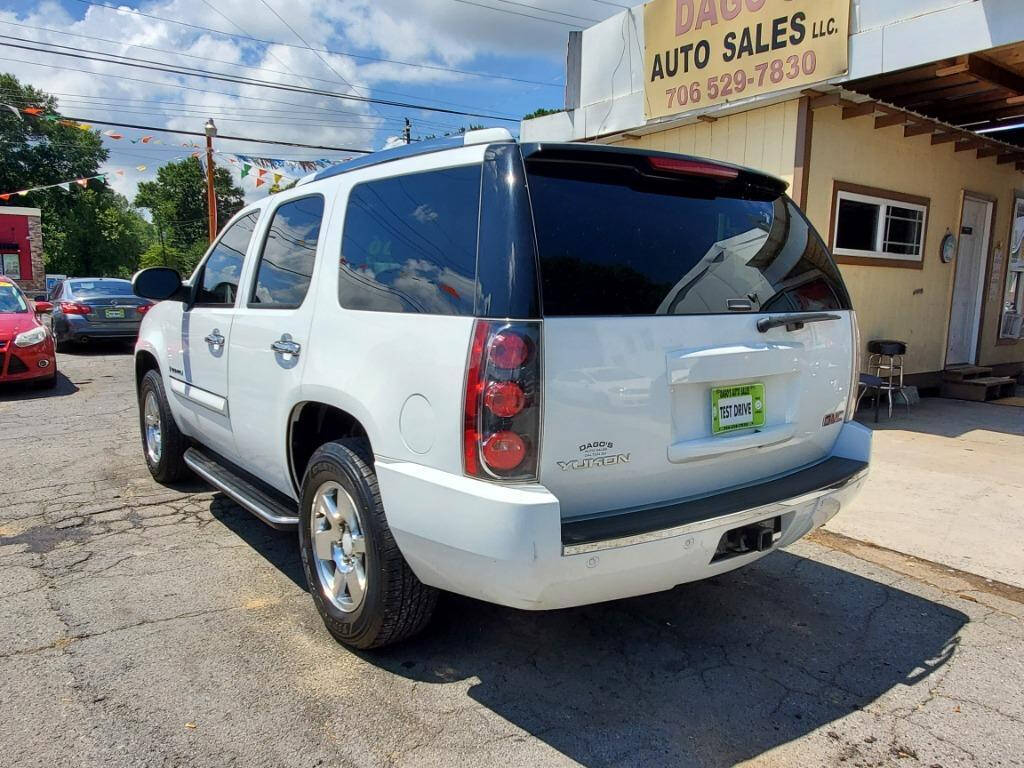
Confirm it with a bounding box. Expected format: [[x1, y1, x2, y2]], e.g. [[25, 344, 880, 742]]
[[711, 382, 765, 435], [103, 308, 125, 319]]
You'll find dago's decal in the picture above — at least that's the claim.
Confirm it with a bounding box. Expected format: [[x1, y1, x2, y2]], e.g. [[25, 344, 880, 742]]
[[557, 440, 631, 472]]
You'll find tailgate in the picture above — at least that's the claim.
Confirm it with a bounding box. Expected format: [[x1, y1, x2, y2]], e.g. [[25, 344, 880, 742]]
[[541, 313, 854, 517], [522, 144, 856, 519]]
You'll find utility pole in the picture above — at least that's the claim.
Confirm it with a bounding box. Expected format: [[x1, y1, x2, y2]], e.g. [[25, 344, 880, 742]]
[[403, 118, 411, 145], [204, 118, 218, 243]]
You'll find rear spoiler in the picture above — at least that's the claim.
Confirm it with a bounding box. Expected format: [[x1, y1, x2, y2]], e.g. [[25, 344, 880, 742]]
[[519, 142, 788, 198]]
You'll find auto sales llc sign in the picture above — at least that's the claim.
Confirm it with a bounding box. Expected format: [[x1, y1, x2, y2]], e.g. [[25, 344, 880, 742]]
[[643, 0, 850, 119]]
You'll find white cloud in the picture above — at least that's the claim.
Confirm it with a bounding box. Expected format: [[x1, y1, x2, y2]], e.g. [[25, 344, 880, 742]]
[[1, 0, 618, 203]]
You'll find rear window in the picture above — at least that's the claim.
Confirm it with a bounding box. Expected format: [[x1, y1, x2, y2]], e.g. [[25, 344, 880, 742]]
[[70, 280, 134, 298], [526, 160, 851, 316]]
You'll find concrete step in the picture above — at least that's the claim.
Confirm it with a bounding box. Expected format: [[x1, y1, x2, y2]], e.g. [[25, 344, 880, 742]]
[[940, 376, 1017, 402], [942, 365, 994, 381]]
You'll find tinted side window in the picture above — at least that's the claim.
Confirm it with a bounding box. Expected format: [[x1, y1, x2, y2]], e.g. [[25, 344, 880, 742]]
[[195, 212, 259, 305], [250, 196, 324, 308], [338, 165, 480, 315]]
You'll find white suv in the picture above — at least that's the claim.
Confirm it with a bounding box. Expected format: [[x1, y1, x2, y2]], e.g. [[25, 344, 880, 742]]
[[132, 128, 870, 649]]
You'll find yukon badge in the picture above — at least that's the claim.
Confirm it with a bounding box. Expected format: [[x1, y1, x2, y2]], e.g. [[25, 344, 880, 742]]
[[557, 440, 631, 472]]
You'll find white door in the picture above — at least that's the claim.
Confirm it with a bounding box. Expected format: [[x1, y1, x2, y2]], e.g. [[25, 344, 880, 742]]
[[946, 197, 992, 366], [171, 211, 262, 458], [227, 194, 327, 496]]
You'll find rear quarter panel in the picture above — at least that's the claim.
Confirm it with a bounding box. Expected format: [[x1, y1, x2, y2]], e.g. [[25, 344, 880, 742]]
[[298, 149, 489, 475]]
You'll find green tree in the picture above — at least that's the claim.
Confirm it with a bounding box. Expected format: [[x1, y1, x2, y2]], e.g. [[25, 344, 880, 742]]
[[523, 107, 564, 120], [1, 73, 153, 277], [44, 189, 154, 277], [134, 156, 244, 256]]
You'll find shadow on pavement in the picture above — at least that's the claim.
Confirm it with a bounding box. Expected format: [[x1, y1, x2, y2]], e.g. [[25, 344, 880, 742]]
[[208, 493, 307, 593], [222, 501, 967, 767], [0, 370, 79, 401], [856, 395, 1024, 439]]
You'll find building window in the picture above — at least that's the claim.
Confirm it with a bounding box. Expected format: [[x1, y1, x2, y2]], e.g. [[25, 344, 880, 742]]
[[1, 253, 21, 280], [831, 183, 929, 268]]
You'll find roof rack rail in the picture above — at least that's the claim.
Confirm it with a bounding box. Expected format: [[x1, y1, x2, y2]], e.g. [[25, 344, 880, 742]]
[[298, 128, 515, 186]]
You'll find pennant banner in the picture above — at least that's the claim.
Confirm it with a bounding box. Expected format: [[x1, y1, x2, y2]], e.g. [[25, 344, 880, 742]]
[[0, 172, 109, 199]]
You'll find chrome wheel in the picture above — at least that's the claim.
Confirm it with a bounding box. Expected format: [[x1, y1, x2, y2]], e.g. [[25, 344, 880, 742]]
[[143, 390, 162, 465], [310, 481, 367, 613]]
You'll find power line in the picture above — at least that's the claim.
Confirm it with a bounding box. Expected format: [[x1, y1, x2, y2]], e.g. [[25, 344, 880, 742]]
[[255, 0, 361, 96], [0, 19, 526, 115], [485, 0, 601, 24], [52, 116, 373, 152], [0, 39, 521, 123], [67, 0, 562, 87], [449, 0, 590, 26], [0, 55, 471, 134], [0, 88, 464, 131], [196, 0, 354, 101]]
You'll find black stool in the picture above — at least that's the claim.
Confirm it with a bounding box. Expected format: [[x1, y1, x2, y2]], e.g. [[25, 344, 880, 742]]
[[866, 339, 910, 419]]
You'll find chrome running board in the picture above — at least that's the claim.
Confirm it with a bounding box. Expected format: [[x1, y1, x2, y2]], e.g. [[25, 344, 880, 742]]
[[184, 447, 299, 530]]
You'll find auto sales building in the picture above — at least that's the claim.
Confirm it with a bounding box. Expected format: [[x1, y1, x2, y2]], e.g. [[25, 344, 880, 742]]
[[522, 0, 1024, 388]]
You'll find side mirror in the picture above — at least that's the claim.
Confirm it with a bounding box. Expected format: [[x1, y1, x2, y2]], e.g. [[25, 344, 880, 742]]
[[132, 267, 186, 302], [34, 300, 53, 314]]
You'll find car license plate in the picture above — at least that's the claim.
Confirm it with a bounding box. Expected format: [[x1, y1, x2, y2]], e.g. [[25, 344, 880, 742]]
[[104, 308, 125, 319], [711, 383, 765, 435]]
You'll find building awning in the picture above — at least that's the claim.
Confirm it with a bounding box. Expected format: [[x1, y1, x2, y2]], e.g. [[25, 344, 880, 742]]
[[846, 41, 1024, 156]]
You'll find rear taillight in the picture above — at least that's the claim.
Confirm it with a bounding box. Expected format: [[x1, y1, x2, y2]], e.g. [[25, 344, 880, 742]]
[[136, 302, 153, 316], [463, 320, 541, 482], [59, 301, 91, 315], [845, 311, 861, 422]]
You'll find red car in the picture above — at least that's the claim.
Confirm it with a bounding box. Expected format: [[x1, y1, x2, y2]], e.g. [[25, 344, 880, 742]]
[[0, 278, 57, 388]]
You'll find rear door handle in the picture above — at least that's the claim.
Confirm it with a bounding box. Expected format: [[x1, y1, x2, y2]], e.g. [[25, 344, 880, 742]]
[[204, 329, 225, 346], [270, 335, 301, 357], [757, 313, 841, 333]]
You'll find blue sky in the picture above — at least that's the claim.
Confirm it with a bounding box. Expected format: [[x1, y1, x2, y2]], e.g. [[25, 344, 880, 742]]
[[0, 0, 624, 200]]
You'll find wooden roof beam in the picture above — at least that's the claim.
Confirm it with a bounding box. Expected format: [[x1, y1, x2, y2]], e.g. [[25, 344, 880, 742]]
[[904, 122, 935, 138], [936, 57, 970, 78], [996, 152, 1024, 165], [976, 146, 1001, 159], [809, 92, 843, 109], [961, 54, 1024, 96], [955, 139, 985, 152], [874, 110, 909, 129], [842, 100, 876, 120], [931, 132, 962, 145]]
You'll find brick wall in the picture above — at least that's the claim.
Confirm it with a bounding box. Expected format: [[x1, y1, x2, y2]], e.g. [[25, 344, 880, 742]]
[[24, 213, 44, 294]]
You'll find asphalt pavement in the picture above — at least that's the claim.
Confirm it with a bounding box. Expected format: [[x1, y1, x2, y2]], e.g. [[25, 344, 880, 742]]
[[1, 348, 1022, 767]]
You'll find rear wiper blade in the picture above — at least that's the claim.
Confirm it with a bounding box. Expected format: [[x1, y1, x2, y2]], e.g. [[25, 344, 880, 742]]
[[756, 312, 841, 333]]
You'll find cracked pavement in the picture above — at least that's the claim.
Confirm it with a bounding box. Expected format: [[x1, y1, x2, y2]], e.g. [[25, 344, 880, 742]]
[[1, 348, 1022, 767]]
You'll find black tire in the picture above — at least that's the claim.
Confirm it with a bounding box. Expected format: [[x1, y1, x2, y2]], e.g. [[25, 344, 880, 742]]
[[138, 368, 189, 483], [298, 439, 438, 649]]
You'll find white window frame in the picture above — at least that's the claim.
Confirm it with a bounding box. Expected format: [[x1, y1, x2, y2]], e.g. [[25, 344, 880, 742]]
[[833, 190, 928, 263], [1, 252, 21, 280]]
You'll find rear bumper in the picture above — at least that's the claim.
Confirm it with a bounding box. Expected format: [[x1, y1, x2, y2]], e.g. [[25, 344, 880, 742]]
[[378, 421, 871, 610], [58, 314, 141, 340]]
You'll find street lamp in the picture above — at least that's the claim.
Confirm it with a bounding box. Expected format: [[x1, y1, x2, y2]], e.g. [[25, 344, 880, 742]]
[[204, 118, 217, 243]]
